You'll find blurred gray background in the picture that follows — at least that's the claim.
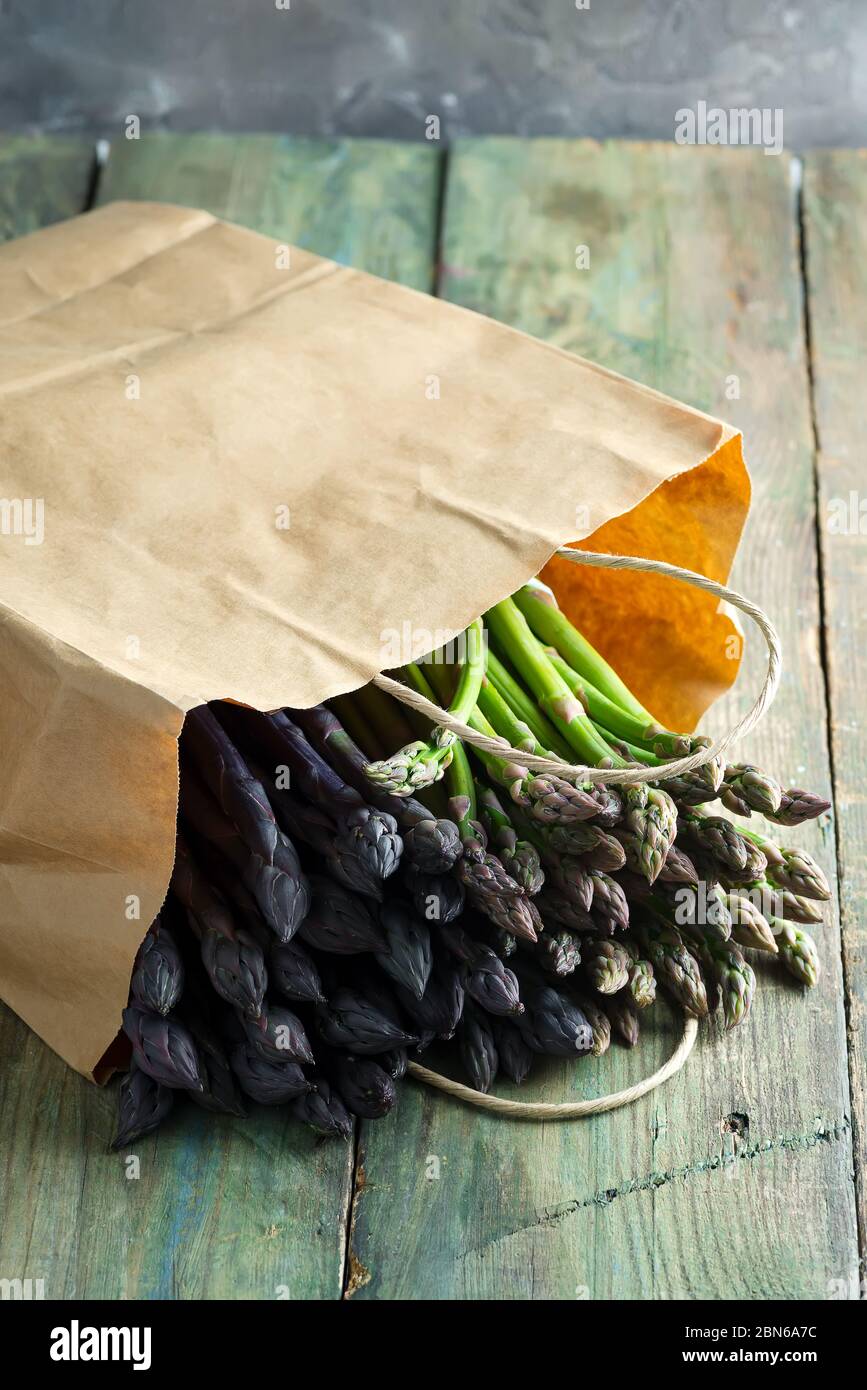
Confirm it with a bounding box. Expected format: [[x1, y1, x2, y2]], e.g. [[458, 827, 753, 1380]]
[[0, 0, 862, 149]]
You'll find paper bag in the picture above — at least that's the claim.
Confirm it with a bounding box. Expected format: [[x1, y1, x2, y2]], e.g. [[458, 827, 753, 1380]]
[[0, 202, 749, 1077]]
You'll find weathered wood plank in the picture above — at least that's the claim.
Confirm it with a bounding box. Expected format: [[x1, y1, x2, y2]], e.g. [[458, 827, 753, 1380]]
[[803, 148, 867, 1266], [349, 138, 858, 1299], [0, 133, 442, 1299], [0, 134, 94, 242], [96, 132, 441, 291]]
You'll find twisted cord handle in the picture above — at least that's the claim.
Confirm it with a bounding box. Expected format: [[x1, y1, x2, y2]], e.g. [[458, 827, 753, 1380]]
[[407, 1015, 698, 1118], [375, 548, 781, 787], [380, 549, 774, 1116]]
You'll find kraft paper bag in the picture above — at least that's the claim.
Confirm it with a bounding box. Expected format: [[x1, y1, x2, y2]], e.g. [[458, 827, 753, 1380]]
[[0, 201, 750, 1077]]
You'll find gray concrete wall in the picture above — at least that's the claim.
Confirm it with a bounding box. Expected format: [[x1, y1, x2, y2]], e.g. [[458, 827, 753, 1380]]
[[0, 0, 862, 149]]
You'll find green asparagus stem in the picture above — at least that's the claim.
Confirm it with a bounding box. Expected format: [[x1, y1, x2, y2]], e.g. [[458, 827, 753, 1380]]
[[513, 584, 724, 793], [364, 619, 486, 794], [485, 648, 575, 759], [485, 597, 616, 766]]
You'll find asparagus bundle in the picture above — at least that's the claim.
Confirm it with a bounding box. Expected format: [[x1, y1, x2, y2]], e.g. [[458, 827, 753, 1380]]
[[113, 573, 831, 1149]]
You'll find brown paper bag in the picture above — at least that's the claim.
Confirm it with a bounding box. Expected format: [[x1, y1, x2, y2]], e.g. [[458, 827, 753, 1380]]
[[0, 202, 750, 1078]]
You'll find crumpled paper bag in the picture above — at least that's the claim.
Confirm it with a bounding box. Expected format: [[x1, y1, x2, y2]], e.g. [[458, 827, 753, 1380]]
[[0, 201, 749, 1077]]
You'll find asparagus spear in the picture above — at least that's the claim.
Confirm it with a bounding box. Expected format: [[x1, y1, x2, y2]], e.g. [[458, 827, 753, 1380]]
[[315, 987, 418, 1054], [720, 763, 783, 816], [269, 939, 327, 1004], [404, 862, 466, 924], [130, 917, 184, 1017], [250, 762, 385, 899], [230, 706, 404, 883], [241, 1002, 315, 1065], [588, 869, 630, 934], [571, 993, 612, 1056], [605, 990, 641, 1047], [230, 1043, 312, 1105], [492, 1017, 535, 1083], [485, 648, 576, 760], [298, 874, 386, 954], [619, 937, 657, 1007], [637, 920, 709, 1017], [658, 844, 700, 885], [181, 1009, 247, 1117], [112, 1062, 174, 1149], [379, 1048, 409, 1081], [765, 787, 831, 827], [178, 763, 309, 943], [536, 929, 582, 976], [321, 1051, 396, 1119], [534, 887, 595, 934], [405, 661, 538, 943], [199, 922, 267, 1020], [583, 939, 631, 995], [394, 951, 465, 1041], [292, 703, 463, 872], [458, 1002, 500, 1093], [291, 1080, 353, 1140], [375, 900, 433, 1000], [364, 619, 486, 794], [439, 924, 524, 1016], [724, 892, 778, 953], [512, 585, 722, 790], [476, 782, 545, 894], [678, 812, 765, 877], [518, 985, 594, 1056], [695, 937, 756, 1030], [774, 921, 821, 987], [122, 1006, 204, 1091]]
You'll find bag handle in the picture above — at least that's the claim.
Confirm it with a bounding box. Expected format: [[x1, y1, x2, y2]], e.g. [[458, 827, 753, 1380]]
[[376, 550, 779, 1116], [407, 1015, 698, 1119], [374, 548, 782, 787]]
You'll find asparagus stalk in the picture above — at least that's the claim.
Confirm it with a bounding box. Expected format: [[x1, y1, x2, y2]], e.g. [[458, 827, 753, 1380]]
[[292, 704, 463, 872], [458, 1002, 500, 1093], [112, 1063, 174, 1149], [403, 661, 539, 943], [178, 752, 310, 943], [583, 938, 631, 995], [637, 919, 709, 1017], [605, 990, 641, 1047], [364, 619, 486, 794], [774, 921, 821, 987], [130, 917, 184, 1017], [571, 993, 612, 1056]]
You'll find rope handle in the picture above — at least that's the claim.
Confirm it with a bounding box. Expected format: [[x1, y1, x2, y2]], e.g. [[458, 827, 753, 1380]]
[[379, 549, 777, 1116], [407, 1014, 698, 1119], [374, 547, 782, 787]]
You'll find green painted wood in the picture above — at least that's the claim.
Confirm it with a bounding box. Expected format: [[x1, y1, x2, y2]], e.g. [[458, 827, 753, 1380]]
[[803, 149, 867, 1269], [0, 133, 442, 1299], [0, 134, 94, 242], [96, 132, 442, 291], [349, 138, 859, 1299]]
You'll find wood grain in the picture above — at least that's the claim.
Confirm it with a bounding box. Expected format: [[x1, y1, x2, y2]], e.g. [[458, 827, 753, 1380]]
[[0, 134, 94, 243], [803, 149, 867, 1265], [0, 132, 442, 1299], [349, 138, 859, 1299], [96, 132, 442, 291]]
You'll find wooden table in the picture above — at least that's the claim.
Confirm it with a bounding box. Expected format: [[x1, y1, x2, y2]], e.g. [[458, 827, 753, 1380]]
[[1, 133, 863, 1301]]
